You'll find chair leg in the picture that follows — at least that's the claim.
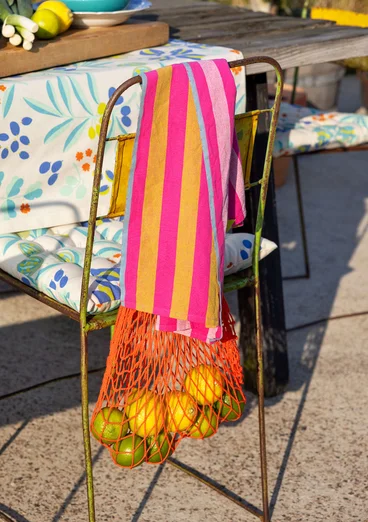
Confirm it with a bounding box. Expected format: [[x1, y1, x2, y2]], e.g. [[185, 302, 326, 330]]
[[283, 155, 311, 280], [254, 283, 269, 522], [80, 329, 96, 522]]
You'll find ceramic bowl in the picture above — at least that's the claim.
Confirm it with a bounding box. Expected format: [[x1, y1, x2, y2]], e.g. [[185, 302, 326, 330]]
[[63, 0, 129, 12], [71, 0, 151, 27]]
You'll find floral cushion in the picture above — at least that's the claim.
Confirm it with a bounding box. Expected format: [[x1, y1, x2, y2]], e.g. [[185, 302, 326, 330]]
[[0, 218, 277, 314], [273, 102, 368, 158]]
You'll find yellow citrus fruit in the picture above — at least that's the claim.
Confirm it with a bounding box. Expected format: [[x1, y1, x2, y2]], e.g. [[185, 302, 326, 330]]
[[125, 389, 164, 438], [32, 9, 60, 39], [37, 1, 73, 33], [217, 388, 246, 421], [184, 364, 224, 405], [91, 407, 128, 445], [147, 433, 173, 463], [112, 435, 144, 468], [188, 406, 218, 438], [166, 391, 198, 432]]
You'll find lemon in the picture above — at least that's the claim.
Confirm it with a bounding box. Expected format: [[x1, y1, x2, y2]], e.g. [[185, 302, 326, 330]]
[[91, 407, 128, 445], [147, 433, 173, 464], [32, 9, 60, 39], [112, 435, 144, 468], [166, 391, 198, 432], [125, 389, 164, 438], [217, 388, 246, 421], [188, 406, 218, 438], [184, 364, 224, 405], [36, 1, 73, 33]]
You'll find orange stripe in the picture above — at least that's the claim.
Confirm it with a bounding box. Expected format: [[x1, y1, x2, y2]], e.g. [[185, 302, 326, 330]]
[[170, 87, 202, 319], [136, 67, 172, 311]]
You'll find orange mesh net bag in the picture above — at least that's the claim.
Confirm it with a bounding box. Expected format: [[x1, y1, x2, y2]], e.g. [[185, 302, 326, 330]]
[[91, 298, 246, 468]]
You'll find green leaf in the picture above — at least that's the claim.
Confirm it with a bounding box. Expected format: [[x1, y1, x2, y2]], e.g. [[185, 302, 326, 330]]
[[66, 176, 78, 186], [7, 177, 24, 198], [69, 78, 93, 115], [46, 81, 63, 116], [0, 171, 4, 186], [24, 182, 43, 200], [1, 199, 16, 219], [57, 77, 72, 115], [60, 185, 74, 196], [44, 119, 73, 144], [76, 185, 87, 199], [3, 85, 15, 118], [86, 73, 99, 104], [63, 119, 89, 152], [24, 98, 61, 117]]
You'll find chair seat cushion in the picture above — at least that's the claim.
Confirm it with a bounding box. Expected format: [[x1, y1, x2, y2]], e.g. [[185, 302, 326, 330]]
[[273, 102, 368, 158], [0, 218, 277, 314]]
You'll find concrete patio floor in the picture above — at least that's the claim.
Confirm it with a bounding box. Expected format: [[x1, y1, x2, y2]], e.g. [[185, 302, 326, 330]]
[[1, 77, 368, 521]]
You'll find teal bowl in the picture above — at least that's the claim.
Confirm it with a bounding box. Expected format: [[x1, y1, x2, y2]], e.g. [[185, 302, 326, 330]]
[[63, 0, 129, 12]]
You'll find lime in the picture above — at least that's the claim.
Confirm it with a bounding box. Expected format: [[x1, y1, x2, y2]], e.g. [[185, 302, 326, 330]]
[[188, 406, 218, 438], [112, 435, 144, 468], [166, 391, 198, 433], [217, 388, 246, 421], [32, 9, 60, 39], [184, 364, 223, 405], [91, 407, 128, 445], [125, 389, 164, 438], [37, 1, 73, 33], [147, 433, 172, 463]]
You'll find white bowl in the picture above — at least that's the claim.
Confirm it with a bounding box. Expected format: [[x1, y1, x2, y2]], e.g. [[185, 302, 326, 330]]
[[72, 0, 151, 27]]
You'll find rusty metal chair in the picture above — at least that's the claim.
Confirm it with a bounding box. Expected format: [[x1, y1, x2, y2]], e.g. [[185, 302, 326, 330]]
[[0, 57, 283, 522]]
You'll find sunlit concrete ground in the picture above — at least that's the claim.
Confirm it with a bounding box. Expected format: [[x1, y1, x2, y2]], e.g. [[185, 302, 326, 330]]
[[1, 62, 368, 522]]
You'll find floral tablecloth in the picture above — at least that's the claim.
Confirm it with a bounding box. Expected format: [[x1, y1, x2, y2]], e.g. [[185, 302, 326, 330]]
[[0, 40, 246, 234]]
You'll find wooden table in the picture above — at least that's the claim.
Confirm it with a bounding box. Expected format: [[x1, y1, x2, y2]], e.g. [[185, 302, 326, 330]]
[[138, 2, 368, 396]]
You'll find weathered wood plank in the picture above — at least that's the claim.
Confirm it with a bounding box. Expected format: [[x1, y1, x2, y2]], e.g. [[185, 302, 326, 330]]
[[137, 3, 368, 74], [168, 18, 333, 41]]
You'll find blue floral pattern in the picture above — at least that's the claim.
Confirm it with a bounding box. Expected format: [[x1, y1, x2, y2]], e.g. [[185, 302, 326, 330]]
[[274, 102, 368, 157], [0, 218, 276, 314], [39, 160, 63, 186], [0, 40, 246, 234], [0, 118, 32, 160]]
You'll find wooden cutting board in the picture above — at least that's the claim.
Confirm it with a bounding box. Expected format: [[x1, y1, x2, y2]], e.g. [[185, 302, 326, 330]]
[[0, 20, 169, 78]]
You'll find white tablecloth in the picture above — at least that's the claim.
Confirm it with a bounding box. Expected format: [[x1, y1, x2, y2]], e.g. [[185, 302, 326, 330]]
[[0, 39, 246, 234]]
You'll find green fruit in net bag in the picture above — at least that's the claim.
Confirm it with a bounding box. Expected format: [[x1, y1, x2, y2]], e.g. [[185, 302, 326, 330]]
[[92, 407, 128, 445], [218, 389, 246, 421], [188, 406, 218, 438], [147, 433, 173, 463], [113, 435, 145, 468]]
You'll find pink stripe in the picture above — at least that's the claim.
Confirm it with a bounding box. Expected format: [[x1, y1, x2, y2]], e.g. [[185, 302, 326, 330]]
[[215, 59, 236, 127], [215, 60, 246, 225], [229, 140, 246, 224], [187, 158, 212, 323], [153, 65, 189, 313], [124, 71, 158, 308], [189, 62, 226, 280], [200, 61, 232, 202]]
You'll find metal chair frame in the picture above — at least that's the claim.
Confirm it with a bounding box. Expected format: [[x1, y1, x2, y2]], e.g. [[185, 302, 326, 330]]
[[0, 56, 283, 522]]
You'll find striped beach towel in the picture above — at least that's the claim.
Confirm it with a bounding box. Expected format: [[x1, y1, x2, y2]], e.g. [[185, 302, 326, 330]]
[[120, 59, 246, 342]]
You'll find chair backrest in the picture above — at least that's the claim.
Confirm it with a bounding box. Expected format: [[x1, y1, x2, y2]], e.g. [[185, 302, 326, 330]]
[[80, 57, 283, 324]]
